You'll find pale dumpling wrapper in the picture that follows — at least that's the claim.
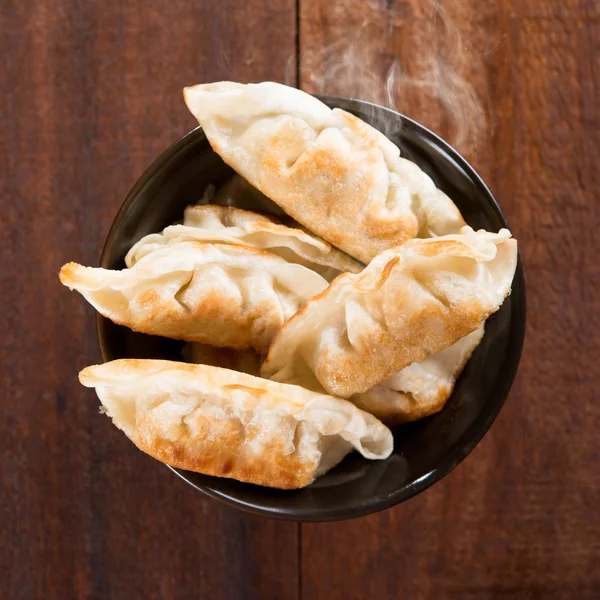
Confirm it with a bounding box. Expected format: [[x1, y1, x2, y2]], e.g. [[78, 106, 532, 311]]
[[126, 204, 362, 281], [262, 227, 518, 398], [59, 241, 328, 352], [351, 325, 485, 424], [184, 81, 465, 263], [79, 359, 393, 489]]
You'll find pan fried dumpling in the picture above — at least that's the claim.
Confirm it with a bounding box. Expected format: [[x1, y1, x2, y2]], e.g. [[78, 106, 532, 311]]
[[79, 360, 393, 489], [184, 81, 465, 263], [261, 227, 517, 397], [351, 325, 485, 424], [60, 241, 328, 352], [125, 204, 362, 280]]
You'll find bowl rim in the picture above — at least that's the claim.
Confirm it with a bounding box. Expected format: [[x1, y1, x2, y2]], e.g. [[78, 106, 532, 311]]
[[97, 94, 526, 522]]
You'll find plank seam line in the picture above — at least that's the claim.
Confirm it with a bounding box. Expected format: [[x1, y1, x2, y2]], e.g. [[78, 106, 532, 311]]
[[295, 0, 301, 88], [298, 522, 302, 600]]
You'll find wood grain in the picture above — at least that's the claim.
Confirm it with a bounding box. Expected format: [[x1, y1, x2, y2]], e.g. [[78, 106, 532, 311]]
[[300, 0, 600, 598], [2, 0, 599, 598], [0, 1, 298, 598]]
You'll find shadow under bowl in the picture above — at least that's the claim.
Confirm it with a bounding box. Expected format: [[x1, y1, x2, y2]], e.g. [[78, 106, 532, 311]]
[[97, 95, 526, 522]]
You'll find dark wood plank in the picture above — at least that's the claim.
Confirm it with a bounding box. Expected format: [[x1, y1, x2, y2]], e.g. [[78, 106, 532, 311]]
[[0, 1, 298, 598], [299, 0, 492, 160], [300, 1, 600, 598]]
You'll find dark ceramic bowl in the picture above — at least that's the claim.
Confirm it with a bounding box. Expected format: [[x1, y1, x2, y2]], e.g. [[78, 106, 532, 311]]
[[98, 95, 526, 521]]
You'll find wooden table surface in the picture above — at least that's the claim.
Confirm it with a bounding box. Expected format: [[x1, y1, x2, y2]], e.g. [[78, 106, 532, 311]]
[[2, 1, 599, 598]]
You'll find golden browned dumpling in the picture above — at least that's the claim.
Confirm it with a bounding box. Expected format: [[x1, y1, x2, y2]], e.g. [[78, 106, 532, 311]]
[[59, 241, 328, 352], [184, 81, 465, 263], [262, 228, 517, 398], [79, 360, 393, 489], [351, 325, 485, 424]]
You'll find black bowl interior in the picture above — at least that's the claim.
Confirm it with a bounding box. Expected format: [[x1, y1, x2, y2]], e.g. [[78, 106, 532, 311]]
[[98, 96, 526, 521]]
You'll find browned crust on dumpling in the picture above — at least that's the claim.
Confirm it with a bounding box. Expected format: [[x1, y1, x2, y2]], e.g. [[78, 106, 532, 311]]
[[80, 359, 393, 488], [396, 385, 453, 423], [59, 243, 315, 352], [58, 262, 82, 286], [80, 359, 319, 488], [364, 256, 399, 293], [264, 256, 484, 396], [353, 384, 453, 427], [61, 267, 280, 352], [412, 239, 487, 258], [134, 410, 317, 489], [184, 83, 467, 263], [80, 360, 361, 490], [321, 301, 483, 398], [257, 117, 418, 262], [222, 383, 268, 397], [130, 261, 281, 351], [263, 234, 516, 398]]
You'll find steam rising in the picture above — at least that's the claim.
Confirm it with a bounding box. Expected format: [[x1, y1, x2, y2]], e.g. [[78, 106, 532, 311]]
[[300, 0, 492, 157]]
